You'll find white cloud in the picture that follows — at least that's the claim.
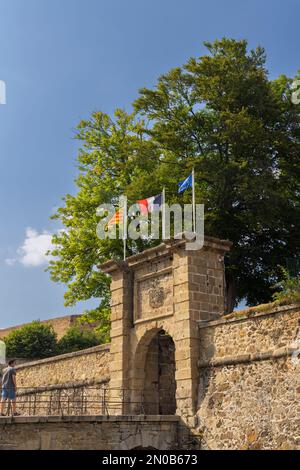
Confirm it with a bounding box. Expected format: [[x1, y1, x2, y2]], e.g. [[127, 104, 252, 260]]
[[5, 228, 54, 268], [5, 258, 17, 266]]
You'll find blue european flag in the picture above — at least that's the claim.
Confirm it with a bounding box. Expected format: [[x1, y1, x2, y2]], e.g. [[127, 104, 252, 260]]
[[178, 173, 193, 194]]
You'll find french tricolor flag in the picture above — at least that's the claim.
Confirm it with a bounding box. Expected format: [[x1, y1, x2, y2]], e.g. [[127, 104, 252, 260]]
[[137, 194, 163, 215]]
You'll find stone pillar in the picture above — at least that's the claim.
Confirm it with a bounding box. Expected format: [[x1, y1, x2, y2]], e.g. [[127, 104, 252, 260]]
[[171, 237, 230, 422], [103, 262, 133, 414]]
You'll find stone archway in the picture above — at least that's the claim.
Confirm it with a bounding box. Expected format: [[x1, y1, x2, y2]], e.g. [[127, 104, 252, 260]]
[[101, 236, 231, 419], [131, 329, 176, 415]]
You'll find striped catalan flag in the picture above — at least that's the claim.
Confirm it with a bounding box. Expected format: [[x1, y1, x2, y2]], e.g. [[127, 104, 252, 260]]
[[107, 208, 124, 227]]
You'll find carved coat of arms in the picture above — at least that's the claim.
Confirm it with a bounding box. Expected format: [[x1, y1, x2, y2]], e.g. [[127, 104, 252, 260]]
[[148, 279, 165, 308]]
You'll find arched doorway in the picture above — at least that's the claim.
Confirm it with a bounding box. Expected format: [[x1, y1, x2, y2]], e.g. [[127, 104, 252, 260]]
[[141, 330, 176, 415]]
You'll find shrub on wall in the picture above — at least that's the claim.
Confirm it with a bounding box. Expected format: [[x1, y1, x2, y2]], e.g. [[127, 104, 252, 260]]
[[273, 268, 300, 304], [57, 326, 100, 354], [4, 321, 58, 359]]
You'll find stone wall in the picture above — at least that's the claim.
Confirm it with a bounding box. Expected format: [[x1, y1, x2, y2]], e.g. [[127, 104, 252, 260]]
[[8, 345, 111, 417], [196, 305, 300, 450], [16, 344, 110, 387], [0, 416, 187, 450], [0, 315, 80, 341]]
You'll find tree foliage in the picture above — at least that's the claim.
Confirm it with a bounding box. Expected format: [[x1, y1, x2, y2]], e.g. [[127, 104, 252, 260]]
[[76, 307, 110, 345], [3, 318, 108, 359], [273, 268, 300, 304], [4, 321, 57, 359], [57, 326, 100, 354], [48, 38, 300, 313]]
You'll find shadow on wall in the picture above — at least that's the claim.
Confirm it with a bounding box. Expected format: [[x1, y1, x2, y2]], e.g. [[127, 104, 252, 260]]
[[197, 327, 216, 410]]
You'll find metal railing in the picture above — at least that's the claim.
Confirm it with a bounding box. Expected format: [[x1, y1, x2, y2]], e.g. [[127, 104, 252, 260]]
[[1, 386, 176, 417]]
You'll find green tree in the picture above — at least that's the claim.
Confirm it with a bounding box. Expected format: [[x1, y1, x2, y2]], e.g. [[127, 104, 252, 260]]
[[4, 322, 58, 359], [134, 38, 300, 310], [49, 38, 300, 314], [76, 307, 111, 345], [48, 110, 161, 327], [58, 326, 101, 354]]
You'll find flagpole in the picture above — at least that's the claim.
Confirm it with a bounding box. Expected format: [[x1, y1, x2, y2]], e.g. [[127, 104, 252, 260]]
[[123, 197, 127, 261], [192, 168, 196, 233], [162, 188, 166, 240]]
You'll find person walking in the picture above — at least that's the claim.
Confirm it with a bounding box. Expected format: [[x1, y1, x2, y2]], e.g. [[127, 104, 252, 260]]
[[0, 359, 20, 416]]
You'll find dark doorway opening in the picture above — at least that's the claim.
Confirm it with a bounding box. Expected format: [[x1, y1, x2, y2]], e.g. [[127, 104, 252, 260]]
[[143, 330, 176, 415]]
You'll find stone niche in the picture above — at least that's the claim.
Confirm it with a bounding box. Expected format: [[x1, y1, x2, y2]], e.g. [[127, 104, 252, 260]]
[[101, 235, 231, 421]]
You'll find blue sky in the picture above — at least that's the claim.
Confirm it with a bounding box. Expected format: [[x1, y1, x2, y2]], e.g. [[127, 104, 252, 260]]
[[0, 0, 299, 328]]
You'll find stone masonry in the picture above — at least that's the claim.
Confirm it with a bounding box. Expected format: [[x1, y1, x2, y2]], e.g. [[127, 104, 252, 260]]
[[196, 305, 300, 450], [0, 416, 185, 450]]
